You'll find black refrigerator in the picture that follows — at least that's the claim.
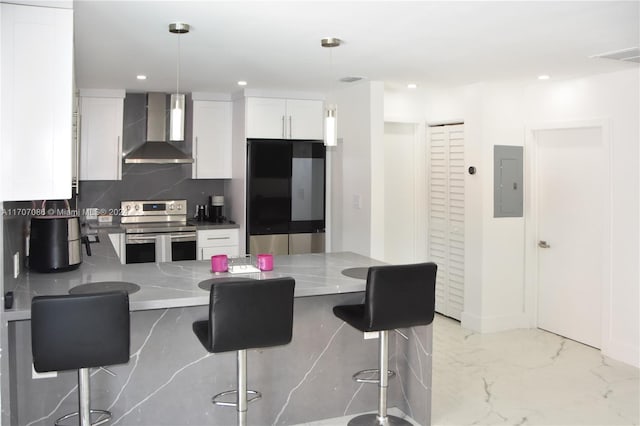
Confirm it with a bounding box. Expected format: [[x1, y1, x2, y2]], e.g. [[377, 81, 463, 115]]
[[246, 139, 325, 255]]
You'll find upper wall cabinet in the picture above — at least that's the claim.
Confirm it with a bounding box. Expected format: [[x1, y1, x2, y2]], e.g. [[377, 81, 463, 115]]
[[192, 95, 232, 179], [1, 3, 73, 201], [79, 90, 125, 181], [246, 97, 323, 140]]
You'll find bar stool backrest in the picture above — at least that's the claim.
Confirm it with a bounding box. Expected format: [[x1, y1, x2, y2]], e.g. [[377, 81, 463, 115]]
[[209, 278, 295, 353], [31, 291, 130, 372], [364, 262, 437, 331]]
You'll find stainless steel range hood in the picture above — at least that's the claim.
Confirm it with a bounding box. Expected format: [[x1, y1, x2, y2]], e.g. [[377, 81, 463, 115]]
[[124, 92, 193, 164]]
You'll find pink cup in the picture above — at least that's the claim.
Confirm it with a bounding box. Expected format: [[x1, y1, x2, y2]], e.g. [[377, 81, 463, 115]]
[[211, 255, 228, 272], [257, 253, 273, 271]]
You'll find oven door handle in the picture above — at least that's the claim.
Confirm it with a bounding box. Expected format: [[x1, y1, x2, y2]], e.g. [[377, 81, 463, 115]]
[[170, 232, 197, 242], [126, 234, 158, 243]]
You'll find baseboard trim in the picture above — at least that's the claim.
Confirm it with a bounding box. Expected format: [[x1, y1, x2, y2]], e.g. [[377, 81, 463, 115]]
[[461, 311, 531, 333], [602, 338, 640, 368]]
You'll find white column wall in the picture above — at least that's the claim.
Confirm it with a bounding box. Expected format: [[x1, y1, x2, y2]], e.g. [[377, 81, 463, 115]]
[[331, 81, 385, 258]]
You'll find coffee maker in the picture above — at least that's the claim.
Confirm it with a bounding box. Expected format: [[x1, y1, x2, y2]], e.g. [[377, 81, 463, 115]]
[[207, 195, 225, 223]]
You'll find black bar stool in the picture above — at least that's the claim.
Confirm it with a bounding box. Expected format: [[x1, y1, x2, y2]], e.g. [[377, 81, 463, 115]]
[[193, 277, 295, 426], [333, 263, 437, 426], [31, 291, 130, 426]]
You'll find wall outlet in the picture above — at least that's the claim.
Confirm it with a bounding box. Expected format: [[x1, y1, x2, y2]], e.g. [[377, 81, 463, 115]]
[[364, 331, 379, 340], [353, 194, 362, 210], [32, 364, 56, 379], [13, 252, 20, 278]]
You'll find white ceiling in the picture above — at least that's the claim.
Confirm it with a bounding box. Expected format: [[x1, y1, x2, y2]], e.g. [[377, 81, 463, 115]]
[[73, 1, 640, 94]]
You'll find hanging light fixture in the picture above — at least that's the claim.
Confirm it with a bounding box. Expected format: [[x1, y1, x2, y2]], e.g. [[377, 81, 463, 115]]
[[321, 37, 341, 147], [169, 22, 189, 141]]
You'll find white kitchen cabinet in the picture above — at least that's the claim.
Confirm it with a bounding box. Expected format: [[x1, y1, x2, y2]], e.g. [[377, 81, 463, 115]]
[[79, 90, 125, 181], [197, 228, 240, 260], [1, 3, 73, 201], [246, 97, 323, 140], [192, 99, 232, 179]]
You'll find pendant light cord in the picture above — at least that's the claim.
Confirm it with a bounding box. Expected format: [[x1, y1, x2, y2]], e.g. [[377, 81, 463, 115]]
[[176, 33, 181, 96], [329, 48, 334, 95]]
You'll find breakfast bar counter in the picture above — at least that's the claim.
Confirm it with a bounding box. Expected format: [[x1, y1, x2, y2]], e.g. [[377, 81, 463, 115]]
[[1, 232, 433, 425]]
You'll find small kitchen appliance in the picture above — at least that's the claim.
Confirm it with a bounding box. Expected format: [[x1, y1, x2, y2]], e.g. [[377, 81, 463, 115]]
[[208, 195, 225, 223], [29, 215, 83, 273], [120, 199, 196, 264]]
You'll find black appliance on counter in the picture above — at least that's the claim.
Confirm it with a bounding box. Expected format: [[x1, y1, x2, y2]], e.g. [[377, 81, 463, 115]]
[[29, 216, 86, 273], [247, 139, 325, 255], [121, 200, 196, 264]]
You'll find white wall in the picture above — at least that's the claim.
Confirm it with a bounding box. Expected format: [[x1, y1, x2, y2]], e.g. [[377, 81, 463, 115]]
[[330, 81, 384, 258], [385, 68, 639, 367], [228, 96, 247, 254]]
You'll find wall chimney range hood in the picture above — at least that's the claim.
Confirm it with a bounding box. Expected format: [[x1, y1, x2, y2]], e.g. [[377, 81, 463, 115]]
[[124, 92, 193, 164]]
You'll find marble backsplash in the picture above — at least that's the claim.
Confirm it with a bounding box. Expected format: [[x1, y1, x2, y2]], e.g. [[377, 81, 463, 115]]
[[76, 164, 225, 220]]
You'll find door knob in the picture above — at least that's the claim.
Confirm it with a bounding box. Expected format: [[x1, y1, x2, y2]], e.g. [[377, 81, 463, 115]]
[[538, 240, 550, 249]]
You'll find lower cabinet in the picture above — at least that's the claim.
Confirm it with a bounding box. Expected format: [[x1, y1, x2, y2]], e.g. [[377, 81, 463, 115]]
[[197, 229, 240, 260]]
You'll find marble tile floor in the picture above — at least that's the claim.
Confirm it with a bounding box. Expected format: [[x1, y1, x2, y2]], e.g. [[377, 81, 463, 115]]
[[296, 314, 639, 426], [432, 314, 639, 426]]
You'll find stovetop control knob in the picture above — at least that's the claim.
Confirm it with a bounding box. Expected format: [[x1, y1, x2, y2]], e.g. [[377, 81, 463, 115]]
[[169, 204, 174, 210], [134, 204, 139, 211], [177, 204, 182, 210]]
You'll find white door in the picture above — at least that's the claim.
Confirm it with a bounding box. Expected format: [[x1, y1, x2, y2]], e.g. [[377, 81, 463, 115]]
[[428, 124, 465, 320], [536, 126, 603, 348]]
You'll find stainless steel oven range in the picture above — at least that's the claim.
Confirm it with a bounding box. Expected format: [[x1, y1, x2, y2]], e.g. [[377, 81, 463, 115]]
[[121, 200, 196, 264]]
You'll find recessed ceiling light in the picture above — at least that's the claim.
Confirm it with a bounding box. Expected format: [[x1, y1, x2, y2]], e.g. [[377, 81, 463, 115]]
[[237, 81, 247, 86], [538, 75, 550, 80], [136, 75, 147, 80], [407, 83, 418, 89]]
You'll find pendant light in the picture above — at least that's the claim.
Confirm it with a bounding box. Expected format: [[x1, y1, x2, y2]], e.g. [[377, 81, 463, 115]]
[[169, 22, 189, 141], [321, 37, 341, 147]]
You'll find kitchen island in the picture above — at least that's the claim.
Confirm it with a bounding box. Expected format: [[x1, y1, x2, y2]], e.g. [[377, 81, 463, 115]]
[[1, 232, 433, 425]]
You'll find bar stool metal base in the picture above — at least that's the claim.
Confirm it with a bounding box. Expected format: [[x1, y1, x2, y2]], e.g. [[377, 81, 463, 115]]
[[347, 413, 413, 426], [54, 409, 111, 426]]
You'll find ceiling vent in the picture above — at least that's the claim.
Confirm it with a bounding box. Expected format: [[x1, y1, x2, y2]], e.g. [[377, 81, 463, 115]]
[[591, 47, 640, 64], [340, 76, 364, 83]]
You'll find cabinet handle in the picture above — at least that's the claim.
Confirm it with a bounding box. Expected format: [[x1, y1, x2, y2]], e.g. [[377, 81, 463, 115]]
[[117, 136, 121, 179], [289, 116, 292, 139], [282, 115, 286, 138], [207, 236, 230, 240], [194, 136, 198, 177], [74, 112, 81, 195]]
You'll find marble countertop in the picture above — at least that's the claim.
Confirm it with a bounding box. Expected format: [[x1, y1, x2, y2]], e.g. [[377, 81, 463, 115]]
[[4, 230, 382, 321]]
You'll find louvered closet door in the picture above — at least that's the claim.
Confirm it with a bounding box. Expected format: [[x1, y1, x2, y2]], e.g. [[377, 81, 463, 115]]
[[428, 124, 465, 320]]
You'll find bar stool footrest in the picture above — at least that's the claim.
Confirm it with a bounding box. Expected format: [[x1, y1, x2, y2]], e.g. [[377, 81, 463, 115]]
[[212, 389, 262, 407], [352, 368, 396, 384], [55, 409, 111, 426]]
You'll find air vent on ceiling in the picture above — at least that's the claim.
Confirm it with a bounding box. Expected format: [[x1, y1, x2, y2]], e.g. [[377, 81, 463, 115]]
[[591, 47, 640, 64], [340, 76, 364, 83]]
